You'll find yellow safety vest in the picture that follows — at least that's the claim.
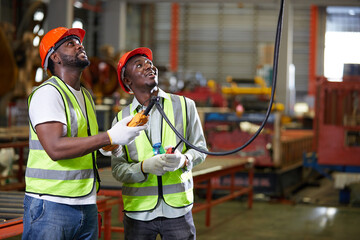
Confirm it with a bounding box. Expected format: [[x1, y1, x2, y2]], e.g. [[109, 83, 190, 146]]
[[25, 76, 100, 197], [118, 94, 193, 212]]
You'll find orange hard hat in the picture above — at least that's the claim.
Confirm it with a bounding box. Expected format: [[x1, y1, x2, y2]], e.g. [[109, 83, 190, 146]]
[[117, 47, 153, 94], [39, 27, 86, 70]]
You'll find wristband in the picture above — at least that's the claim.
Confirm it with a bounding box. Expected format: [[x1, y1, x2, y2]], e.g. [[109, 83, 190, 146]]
[[106, 131, 113, 145], [141, 161, 145, 174]]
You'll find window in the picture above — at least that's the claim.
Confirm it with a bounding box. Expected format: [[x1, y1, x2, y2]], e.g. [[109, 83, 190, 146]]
[[324, 7, 360, 82]]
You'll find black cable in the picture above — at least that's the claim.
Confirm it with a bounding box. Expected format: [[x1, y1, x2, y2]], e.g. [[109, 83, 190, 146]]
[[143, 96, 159, 116], [156, 0, 284, 156]]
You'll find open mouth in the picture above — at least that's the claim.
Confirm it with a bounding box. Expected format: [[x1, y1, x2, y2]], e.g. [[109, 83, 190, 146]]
[[77, 51, 87, 57], [146, 71, 156, 77]]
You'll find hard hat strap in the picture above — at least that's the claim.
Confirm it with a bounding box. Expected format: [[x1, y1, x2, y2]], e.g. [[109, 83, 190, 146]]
[[43, 48, 54, 72], [120, 62, 133, 93]]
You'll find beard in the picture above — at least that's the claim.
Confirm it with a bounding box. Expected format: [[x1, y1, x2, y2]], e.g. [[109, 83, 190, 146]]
[[59, 52, 90, 69]]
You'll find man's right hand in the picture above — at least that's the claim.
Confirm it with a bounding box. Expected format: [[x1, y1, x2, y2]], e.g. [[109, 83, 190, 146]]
[[107, 116, 147, 145], [141, 154, 167, 176]]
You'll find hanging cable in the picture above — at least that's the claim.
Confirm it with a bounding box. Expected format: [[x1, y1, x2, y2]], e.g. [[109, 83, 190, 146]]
[[154, 0, 285, 156]]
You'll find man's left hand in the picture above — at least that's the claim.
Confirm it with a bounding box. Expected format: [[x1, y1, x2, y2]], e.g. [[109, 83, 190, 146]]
[[99, 146, 123, 157], [163, 148, 186, 172]]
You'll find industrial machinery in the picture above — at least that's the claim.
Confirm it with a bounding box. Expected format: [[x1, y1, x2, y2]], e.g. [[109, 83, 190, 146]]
[[313, 76, 360, 166], [222, 76, 284, 112], [0, 1, 47, 98], [1, 1, 47, 128], [173, 78, 227, 108], [81, 57, 119, 103], [190, 75, 312, 197], [203, 75, 290, 168], [173, 73, 312, 170], [302, 76, 360, 204]]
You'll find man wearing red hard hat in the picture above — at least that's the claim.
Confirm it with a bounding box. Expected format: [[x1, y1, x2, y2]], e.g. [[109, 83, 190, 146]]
[[109, 47, 207, 239], [23, 28, 147, 240]]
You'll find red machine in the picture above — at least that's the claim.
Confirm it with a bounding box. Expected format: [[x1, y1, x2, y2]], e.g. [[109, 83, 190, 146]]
[[175, 85, 227, 108], [314, 77, 360, 166]]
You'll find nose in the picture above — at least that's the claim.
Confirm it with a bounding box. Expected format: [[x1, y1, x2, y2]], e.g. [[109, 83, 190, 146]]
[[153, 66, 158, 74], [76, 42, 84, 50], [144, 60, 153, 69]]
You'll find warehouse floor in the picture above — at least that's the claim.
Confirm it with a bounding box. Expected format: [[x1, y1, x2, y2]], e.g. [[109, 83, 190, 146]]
[[96, 176, 360, 240], [97, 201, 360, 240]]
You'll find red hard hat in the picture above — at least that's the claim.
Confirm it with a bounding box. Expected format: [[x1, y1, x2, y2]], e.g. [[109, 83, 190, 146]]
[[39, 27, 86, 69], [117, 47, 153, 94]]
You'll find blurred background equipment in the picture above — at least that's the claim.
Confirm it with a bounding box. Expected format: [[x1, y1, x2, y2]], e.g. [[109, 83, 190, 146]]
[[314, 76, 360, 166], [81, 57, 119, 103], [0, 24, 18, 98], [1, 1, 47, 129]]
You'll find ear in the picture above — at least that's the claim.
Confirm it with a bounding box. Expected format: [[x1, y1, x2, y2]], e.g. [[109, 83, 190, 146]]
[[123, 76, 132, 87], [50, 52, 60, 64]]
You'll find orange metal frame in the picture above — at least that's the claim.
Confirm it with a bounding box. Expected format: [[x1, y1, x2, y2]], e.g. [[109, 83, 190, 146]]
[[96, 196, 121, 240], [308, 5, 318, 96], [170, 3, 179, 72], [192, 161, 254, 226], [0, 217, 23, 239], [98, 189, 125, 235]]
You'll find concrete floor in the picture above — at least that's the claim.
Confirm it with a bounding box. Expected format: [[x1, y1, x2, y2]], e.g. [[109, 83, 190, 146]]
[[97, 177, 360, 240], [196, 202, 359, 240], [99, 201, 360, 240], [8, 200, 360, 240]]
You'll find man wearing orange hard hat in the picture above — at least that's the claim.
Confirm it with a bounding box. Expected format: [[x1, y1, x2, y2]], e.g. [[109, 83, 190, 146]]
[[109, 47, 207, 239], [23, 27, 147, 240]]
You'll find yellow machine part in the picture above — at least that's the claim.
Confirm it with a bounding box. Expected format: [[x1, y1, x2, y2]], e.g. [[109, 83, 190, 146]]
[[272, 102, 284, 112], [221, 76, 272, 96]]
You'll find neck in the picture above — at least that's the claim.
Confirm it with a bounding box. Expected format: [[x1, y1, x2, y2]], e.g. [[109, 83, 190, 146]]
[[134, 87, 159, 106], [54, 67, 82, 90]]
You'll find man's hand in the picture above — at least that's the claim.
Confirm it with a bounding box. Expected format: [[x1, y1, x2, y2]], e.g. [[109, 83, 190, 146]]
[[107, 116, 147, 145], [163, 148, 186, 172], [141, 154, 167, 176], [99, 146, 123, 157]]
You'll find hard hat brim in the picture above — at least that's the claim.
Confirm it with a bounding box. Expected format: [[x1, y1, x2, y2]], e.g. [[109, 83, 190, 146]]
[[60, 28, 86, 44]]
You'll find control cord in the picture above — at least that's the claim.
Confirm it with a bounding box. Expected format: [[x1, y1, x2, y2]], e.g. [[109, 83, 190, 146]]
[[155, 0, 284, 156]]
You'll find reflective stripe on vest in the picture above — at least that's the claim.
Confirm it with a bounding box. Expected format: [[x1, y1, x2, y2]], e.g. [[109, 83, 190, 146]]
[[122, 178, 193, 196], [118, 94, 193, 211], [26, 76, 99, 197]]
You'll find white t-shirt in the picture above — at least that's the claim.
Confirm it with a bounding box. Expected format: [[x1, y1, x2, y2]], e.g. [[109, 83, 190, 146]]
[[27, 83, 96, 205]]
